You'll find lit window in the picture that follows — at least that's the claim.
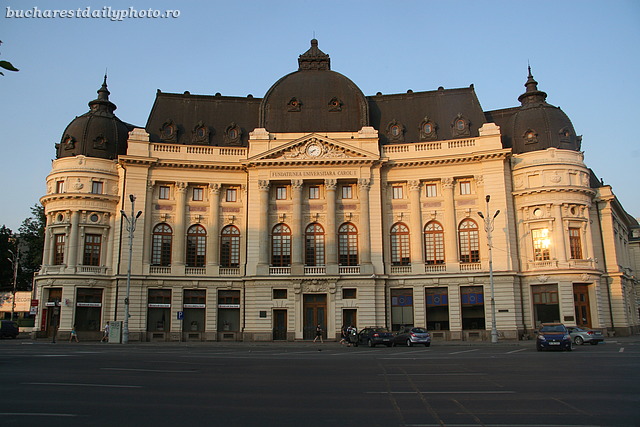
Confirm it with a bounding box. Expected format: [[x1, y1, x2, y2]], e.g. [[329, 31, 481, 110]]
[[276, 186, 287, 200], [392, 186, 404, 199], [193, 187, 204, 201], [460, 181, 471, 195], [226, 188, 237, 202], [55, 181, 65, 193], [309, 186, 320, 200], [569, 227, 583, 259], [341, 185, 353, 199], [151, 223, 172, 266], [91, 181, 103, 194], [390, 223, 411, 266], [532, 228, 551, 261], [458, 219, 479, 263], [159, 186, 170, 200], [425, 183, 437, 198], [54, 234, 65, 265]]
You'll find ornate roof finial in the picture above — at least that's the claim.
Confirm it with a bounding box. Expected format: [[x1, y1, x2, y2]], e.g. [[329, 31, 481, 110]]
[[89, 73, 117, 113], [518, 64, 547, 106], [298, 39, 330, 71]]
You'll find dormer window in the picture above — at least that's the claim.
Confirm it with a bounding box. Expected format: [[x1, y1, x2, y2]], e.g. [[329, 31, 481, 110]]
[[386, 120, 405, 143], [224, 123, 242, 145], [287, 97, 302, 112], [191, 121, 211, 145], [160, 120, 178, 143], [419, 117, 437, 141], [328, 97, 343, 112], [451, 114, 470, 137], [559, 127, 572, 143], [93, 134, 107, 150], [63, 135, 75, 150], [523, 129, 538, 144]]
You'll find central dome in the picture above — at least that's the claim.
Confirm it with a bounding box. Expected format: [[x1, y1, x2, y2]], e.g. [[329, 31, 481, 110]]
[[259, 40, 369, 133]]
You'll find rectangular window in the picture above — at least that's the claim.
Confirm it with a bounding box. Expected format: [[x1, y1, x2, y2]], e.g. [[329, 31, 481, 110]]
[[55, 181, 65, 193], [276, 186, 287, 200], [532, 228, 551, 261], [309, 186, 319, 199], [159, 186, 170, 200], [226, 188, 237, 202], [569, 227, 583, 259], [460, 181, 471, 195], [75, 288, 103, 331], [342, 288, 357, 299], [391, 288, 414, 330], [392, 186, 404, 199], [91, 181, 103, 194], [184, 289, 206, 306], [341, 185, 353, 199], [148, 289, 171, 305], [82, 234, 101, 266], [218, 290, 240, 305], [532, 284, 560, 324], [460, 286, 485, 330], [273, 289, 287, 299], [193, 187, 204, 201], [425, 288, 449, 331], [425, 183, 437, 198], [54, 234, 65, 265]]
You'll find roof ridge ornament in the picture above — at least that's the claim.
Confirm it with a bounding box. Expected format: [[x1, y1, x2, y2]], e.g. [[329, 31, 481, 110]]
[[298, 39, 330, 71], [517, 65, 548, 107], [89, 74, 117, 113]]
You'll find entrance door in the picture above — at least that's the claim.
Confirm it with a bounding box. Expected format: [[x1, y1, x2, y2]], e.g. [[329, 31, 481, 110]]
[[573, 284, 592, 327], [343, 309, 357, 330], [303, 294, 326, 340], [273, 309, 287, 340]]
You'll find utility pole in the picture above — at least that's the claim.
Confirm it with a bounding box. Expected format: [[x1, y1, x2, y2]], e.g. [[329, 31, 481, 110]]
[[477, 195, 500, 343], [120, 194, 142, 344], [7, 243, 19, 321]]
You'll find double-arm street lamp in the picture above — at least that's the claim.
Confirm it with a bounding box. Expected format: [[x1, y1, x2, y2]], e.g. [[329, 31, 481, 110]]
[[477, 195, 500, 343], [120, 194, 142, 344], [7, 246, 19, 321]]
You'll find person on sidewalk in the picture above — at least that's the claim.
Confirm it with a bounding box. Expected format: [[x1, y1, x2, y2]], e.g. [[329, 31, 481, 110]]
[[313, 324, 324, 343], [69, 325, 79, 343], [100, 322, 110, 342]]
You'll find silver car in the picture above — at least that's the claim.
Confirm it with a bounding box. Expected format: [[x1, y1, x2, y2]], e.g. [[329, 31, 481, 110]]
[[567, 326, 604, 345], [392, 327, 431, 347]]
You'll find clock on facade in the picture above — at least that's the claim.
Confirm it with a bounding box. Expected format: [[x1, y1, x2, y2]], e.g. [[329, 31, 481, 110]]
[[306, 143, 322, 157]]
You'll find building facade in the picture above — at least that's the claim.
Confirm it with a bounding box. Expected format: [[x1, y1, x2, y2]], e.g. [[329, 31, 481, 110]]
[[32, 40, 640, 341]]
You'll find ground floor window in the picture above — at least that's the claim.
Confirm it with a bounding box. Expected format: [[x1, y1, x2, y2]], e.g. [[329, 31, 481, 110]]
[[147, 289, 171, 332], [343, 308, 357, 330], [75, 288, 102, 331], [532, 284, 559, 325], [218, 290, 240, 332], [183, 289, 206, 332], [461, 286, 485, 330], [391, 288, 413, 331], [425, 288, 449, 331]]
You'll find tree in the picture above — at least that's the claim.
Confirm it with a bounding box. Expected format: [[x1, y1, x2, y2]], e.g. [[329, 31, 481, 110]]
[[0, 40, 19, 76], [17, 204, 46, 290], [0, 225, 16, 291]]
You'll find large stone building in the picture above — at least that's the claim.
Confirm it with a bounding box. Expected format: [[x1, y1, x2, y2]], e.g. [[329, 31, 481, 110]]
[[32, 40, 639, 342]]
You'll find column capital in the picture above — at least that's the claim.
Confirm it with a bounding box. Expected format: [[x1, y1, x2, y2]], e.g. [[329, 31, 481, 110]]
[[408, 180, 421, 192], [442, 177, 454, 190], [175, 182, 188, 193], [209, 183, 221, 194], [147, 180, 155, 192], [258, 180, 270, 191], [475, 175, 484, 187], [291, 179, 304, 190], [358, 178, 371, 191], [324, 179, 337, 191]]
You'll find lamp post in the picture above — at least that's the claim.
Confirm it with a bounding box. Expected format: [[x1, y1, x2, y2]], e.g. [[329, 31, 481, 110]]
[[121, 194, 142, 344], [7, 246, 19, 321], [477, 195, 500, 343]]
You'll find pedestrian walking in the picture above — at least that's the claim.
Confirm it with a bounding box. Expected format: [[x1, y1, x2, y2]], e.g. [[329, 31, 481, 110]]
[[69, 325, 79, 343], [101, 322, 110, 342], [313, 324, 324, 343]]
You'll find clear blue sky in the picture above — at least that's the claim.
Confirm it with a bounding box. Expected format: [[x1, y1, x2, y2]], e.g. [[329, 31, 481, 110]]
[[1, 0, 638, 231]]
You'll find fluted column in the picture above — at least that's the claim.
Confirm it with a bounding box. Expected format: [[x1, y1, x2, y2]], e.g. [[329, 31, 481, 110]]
[[173, 182, 187, 266], [257, 180, 271, 268], [291, 179, 304, 273], [105, 213, 115, 272], [583, 205, 595, 261], [67, 210, 80, 270], [358, 178, 372, 265], [408, 180, 423, 267], [325, 179, 337, 272], [142, 181, 154, 266], [442, 178, 457, 265], [554, 204, 567, 263], [42, 216, 52, 266], [207, 183, 221, 267]]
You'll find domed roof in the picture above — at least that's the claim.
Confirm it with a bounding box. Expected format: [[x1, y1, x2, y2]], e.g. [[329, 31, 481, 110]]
[[259, 40, 369, 133], [509, 67, 581, 154], [56, 76, 133, 160]]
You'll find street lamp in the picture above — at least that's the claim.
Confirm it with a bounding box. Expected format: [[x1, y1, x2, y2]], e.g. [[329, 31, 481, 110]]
[[477, 195, 500, 343], [7, 246, 19, 321], [120, 194, 142, 344]]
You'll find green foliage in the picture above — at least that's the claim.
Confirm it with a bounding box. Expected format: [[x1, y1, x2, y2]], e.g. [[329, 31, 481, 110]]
[[17, 204, 45, 290], [0, 41, 19, 76], [0, 225, 17, 291]]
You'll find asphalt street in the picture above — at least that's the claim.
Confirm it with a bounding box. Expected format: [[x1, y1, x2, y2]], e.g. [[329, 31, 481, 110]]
[[1, 336, 639, 427]]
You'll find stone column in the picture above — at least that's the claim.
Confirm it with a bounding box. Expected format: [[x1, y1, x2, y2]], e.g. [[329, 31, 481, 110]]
[[208, 183, 221, 267], [325, 179, 337, 273], [42, 216, 52, 266], [442, 178, 458, 267], [257, 180, 271, 269], [583, 205, 595, 261], [358, 178, 372, 266], [142, 181, 154, 266], [291, 179, 304, 274], [554, 204, 567, 263], [408, 180, 423, 269], [105, 213, 115, 273], [67, 210, 80, 271], [173, 182, 187, 266]]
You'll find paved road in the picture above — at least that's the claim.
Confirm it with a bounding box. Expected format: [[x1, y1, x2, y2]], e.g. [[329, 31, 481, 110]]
[[1, 337, 639, 426]]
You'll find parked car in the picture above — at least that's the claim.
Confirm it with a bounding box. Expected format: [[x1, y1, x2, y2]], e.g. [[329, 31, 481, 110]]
[[567, 326, 604, 345], [0, 320, 19, 339], [357, 327, 394, 347], [393, 327, 431, 347], [536, 323, 572, 351]]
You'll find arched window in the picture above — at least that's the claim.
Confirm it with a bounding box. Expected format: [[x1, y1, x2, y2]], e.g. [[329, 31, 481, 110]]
[[186, 224, 206, 267], [458, 219, 479, 263], [220, 225, 240, 268], [391, 222, 411, 266], [338, 222, 359, 266], [272, 224, 291, 267], [152, 223, 172, 266], [424, 221, 445, 265], [305, 223, 325, 266]]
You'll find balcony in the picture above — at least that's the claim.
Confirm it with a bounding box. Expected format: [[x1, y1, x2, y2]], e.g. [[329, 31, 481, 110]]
[[339, 266, 360, 275], [149, 266, 171, 275], [459, 262, 482, 272], [304, 266, 326, 275], [425, 264, 447, 273], [219, 267, 240, 276], [185, 267, 207, 276], [77, 266, 108, 274], [269, 267, 291, 276], [390, 265, 412, 274]]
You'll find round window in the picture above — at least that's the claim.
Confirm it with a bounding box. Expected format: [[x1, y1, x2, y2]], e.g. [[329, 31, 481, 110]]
[[423, 123, 432, 134], [533, 208, 543, 218], [456, 120, 465, 131], [90, 214, 99, 223], [57, 214, 64, 222]]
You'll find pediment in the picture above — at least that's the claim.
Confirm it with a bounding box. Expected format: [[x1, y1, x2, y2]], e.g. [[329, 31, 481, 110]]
[[247, 134, 378, 164]]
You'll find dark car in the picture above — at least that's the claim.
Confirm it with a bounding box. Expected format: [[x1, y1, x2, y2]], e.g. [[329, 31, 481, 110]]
[[536, 323, 572, 351], [393, 326, 431, 347], [0, 320, 19, 339], [357, 327, 394, 347], [567, 326, 605, 345]]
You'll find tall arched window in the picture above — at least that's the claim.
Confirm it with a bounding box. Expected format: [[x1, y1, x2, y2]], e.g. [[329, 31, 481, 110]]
[[305, 223, 325, 266], [186, 224, 206, 267], [220, 225, 240, 268], [391, 222, 411, 266], [424, 221, 445, 265], [272, 224, 291, 267], [338, 222, 359, 266], [152, 223, 172, 266], [458, 219, 479, 263]]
